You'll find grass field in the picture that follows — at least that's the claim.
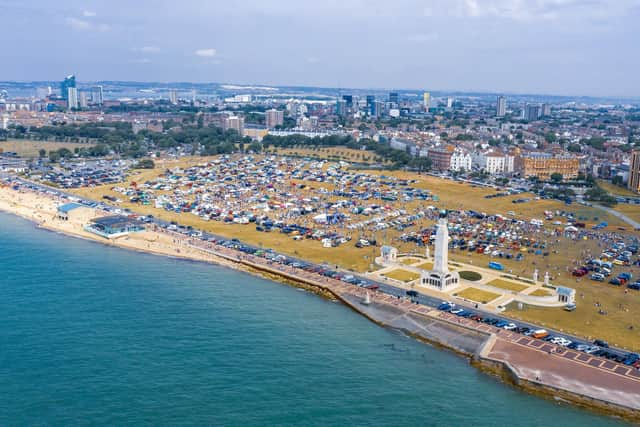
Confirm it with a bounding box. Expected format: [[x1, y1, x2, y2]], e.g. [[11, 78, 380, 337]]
[[382, 269, 420, 282], [487, 279, 529, 293], [0, 139, 94, 158], [459, 271, 482, 281], [529, 289, 552, 297], [400, 257, 422, 265], [415, 262, 433, 270], [457, 287, 500, 304], [597, 180, 638, 198], [612, 204, 640, 224], [67, 155, 640, 351], [359, 170, 626, 229]]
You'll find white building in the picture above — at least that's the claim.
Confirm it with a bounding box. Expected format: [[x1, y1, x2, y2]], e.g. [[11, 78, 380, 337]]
[[473, 151, 506, 175], [450, 150, 472, 172], [1, 113, 9, 130], [67, 87, 78, 110], [420, 211, 460, 291]]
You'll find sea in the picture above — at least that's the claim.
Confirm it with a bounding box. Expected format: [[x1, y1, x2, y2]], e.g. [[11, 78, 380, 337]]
[[0, 212, 630, 426]]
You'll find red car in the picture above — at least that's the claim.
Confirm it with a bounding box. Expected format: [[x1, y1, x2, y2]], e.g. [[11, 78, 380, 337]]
[[572, 268, 588, 277]]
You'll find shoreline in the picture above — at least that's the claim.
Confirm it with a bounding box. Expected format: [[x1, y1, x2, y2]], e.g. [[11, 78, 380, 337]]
[[0, 186, 638, 423]]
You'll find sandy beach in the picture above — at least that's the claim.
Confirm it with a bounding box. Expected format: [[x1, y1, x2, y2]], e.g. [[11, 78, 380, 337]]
[[0, 186, 242, 271]]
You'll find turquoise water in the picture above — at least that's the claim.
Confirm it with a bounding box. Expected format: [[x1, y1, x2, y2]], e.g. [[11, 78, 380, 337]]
[[0, 212, 629, 426]]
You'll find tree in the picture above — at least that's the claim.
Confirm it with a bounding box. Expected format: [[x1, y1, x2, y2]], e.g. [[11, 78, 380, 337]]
[[550, 173, 563, 183], [38, 148, 46, 158]]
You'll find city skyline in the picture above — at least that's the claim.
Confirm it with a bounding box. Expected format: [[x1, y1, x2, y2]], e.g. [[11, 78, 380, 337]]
[[1, 0, 639, 97]]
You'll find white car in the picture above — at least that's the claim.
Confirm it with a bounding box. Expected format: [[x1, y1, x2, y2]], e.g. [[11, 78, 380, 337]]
[[503, 323, 517, 331]]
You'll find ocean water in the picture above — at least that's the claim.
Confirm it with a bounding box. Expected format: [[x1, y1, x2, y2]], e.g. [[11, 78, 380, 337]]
[[0, 212, 630, 426]]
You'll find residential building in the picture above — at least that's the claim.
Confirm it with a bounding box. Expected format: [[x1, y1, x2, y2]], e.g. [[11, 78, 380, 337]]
[[265, 109, 284, 129], [423, 92, 431, 111], [224, 115, 244, 135], [169, 90, 178, 105], [92, 86, 104, 105], [449, 150, 472, 172], [67, 87, 78, 110], [541, 103, 552, 117], [79, 91, 88, 109], [628, 150, 640, 193], [524, 104, 541, 121], [428, 147, 453, 170], [516, 153, 580, 180], [496, 96, 506, 117]]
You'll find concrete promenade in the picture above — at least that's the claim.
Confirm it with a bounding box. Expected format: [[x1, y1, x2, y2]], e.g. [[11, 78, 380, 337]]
[[191, 238, 640, 420]]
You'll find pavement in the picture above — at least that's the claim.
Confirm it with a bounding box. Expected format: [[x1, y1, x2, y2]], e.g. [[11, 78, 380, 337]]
[[594, 204, 640, 229]]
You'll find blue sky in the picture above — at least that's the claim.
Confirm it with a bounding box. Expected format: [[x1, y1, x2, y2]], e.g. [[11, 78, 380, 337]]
[[1, 0, 639, 96]]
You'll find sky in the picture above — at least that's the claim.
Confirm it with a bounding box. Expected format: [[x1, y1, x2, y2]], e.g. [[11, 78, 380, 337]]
[[1, 0, 639, 97]]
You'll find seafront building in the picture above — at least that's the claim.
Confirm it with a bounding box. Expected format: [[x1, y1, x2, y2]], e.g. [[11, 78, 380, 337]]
[[516, 152, 580, 180], [421, 211, 460, 291]]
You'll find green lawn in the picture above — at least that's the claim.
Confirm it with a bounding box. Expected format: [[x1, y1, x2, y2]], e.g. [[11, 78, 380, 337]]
[[382, 269, 420, 283], [457, 287, 501, 304], [488, 279, 529, 293]]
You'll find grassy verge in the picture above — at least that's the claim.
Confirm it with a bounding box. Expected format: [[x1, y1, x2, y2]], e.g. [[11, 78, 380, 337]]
[[456, 287, 500, 304], [382, 269, 420, 282]]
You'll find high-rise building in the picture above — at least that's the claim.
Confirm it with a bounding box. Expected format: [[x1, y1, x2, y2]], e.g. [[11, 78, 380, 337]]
[[60, 75, 76, 100], [1, 113, 9, 130], [224, 115, 244, 135], [628, 150, 640, 193], [446, 97, 454, 109], [372, 101, 384, 118], [169, 90, 178, 105], [496, 96, 506, 117], [388, 92, 399, 105], [92, 86, 104, 105], [67, 87, 78, 109], [336, 99, 347, 117], [423, 92, 431, 110], [524, 104, 541, 121], [265, 109, 284, 129], [79, 91, 88, 109], [366, 95, 375, 115], [342, 95, 353, 107], [541, 103, 552, 117]]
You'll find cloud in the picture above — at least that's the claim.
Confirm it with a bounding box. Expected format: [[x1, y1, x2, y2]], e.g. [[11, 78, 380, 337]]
[[306, 57, 321, 64], [448, 0, 640, 21], [130, 58, 151, 64], [65, 16, 109, 31], [82, 10, 96, 17], [133, 46, 161, 53], [195, 48, 217, 57]]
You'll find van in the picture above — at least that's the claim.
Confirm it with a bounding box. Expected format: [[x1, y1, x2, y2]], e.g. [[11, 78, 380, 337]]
[[532, 329, 549, 339]]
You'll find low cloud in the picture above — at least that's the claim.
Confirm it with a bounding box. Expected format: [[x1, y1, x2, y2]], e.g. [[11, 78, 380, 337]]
[[82, 10, 96, 17], [65, 16, 109, 32], [195, 48, 217, 57], [133, 46, 161, 53]]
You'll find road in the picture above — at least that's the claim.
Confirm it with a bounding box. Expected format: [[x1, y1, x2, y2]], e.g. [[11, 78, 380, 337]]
[[5, 175, 635, 361], [594, 204, 640, 229]]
